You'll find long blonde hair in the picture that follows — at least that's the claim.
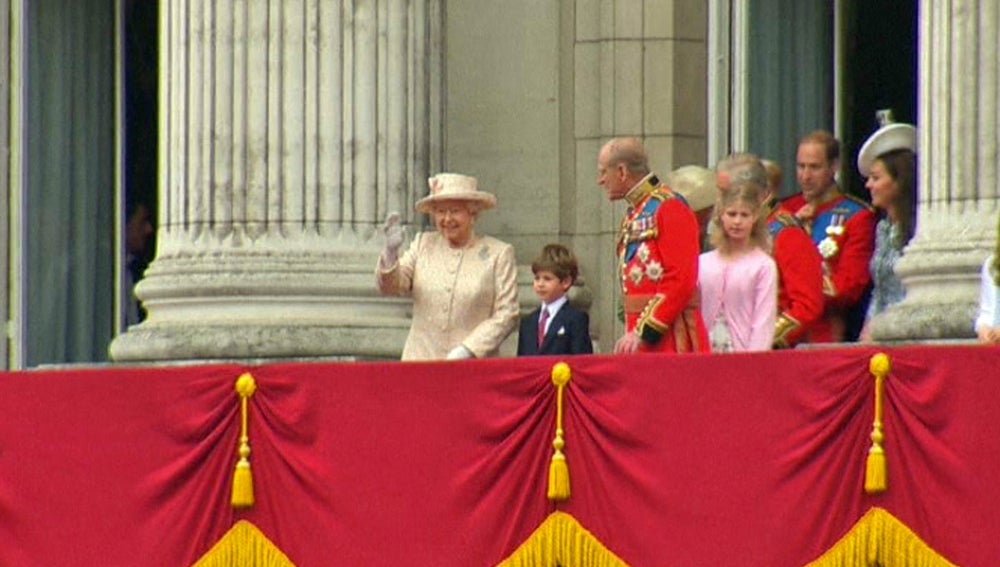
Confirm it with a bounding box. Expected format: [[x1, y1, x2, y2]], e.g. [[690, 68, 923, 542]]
[[710, 182, 771, 254]]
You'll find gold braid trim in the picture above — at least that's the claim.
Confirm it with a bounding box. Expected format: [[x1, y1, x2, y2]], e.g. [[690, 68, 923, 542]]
[[636, 295, 669, 343], [773, 314, 801, 349], [822, 272, 837, 298], [623, 174, 660, 207], [804, 507, 958, 567], [192, 521, 297, 567], [496, 512, 630, 567]]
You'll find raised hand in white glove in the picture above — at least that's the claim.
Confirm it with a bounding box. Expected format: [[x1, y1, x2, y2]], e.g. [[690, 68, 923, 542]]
[[381, 212, 405, 266], [445, 345, 473, 360]]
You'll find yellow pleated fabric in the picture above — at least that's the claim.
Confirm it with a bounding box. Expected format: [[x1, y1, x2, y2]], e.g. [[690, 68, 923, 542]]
[[191, 521, 296, 567], [496, 511, 630, 567], [804, 507, 958, 567]]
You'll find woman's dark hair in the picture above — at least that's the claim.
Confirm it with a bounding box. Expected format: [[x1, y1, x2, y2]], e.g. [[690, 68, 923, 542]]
[[876, 148, 917, 248]]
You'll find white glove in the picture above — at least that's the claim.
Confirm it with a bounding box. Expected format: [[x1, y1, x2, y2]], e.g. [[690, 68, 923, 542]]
[[445, 345, 473, 360], [381, 212, 405, 266]]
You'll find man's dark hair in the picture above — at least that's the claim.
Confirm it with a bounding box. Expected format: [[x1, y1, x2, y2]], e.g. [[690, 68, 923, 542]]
[[799, 130, 840, 163]]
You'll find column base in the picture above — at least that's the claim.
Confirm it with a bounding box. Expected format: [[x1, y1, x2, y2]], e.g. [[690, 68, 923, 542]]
[[110, 322, 410, 362], [870, 300, 977, 342], [109, 237, 414, 362], [868, 208, 992, 342]]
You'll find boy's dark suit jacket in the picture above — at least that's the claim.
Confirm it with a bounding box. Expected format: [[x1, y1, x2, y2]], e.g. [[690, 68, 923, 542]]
[[517, 303, 593, 356]]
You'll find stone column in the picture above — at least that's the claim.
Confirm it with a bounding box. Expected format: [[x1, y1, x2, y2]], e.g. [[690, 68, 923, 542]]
[[110, 0, 442, 361], [871, 0, 999, 341]]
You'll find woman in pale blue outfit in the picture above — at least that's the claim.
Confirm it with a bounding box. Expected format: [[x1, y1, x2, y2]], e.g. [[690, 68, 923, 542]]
[[856, 121, 917, 341], [975, 252, 1000, 344]]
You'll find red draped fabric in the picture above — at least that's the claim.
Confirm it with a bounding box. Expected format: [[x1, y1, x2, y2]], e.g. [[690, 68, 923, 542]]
[[0, 345, 997, 566]]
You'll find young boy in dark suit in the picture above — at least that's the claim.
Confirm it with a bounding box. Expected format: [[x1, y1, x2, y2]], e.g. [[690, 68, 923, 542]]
[[517, 244, 593, 356]]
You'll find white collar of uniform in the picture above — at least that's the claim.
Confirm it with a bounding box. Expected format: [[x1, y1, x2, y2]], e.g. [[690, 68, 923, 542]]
[[541, 295, 569, 318]]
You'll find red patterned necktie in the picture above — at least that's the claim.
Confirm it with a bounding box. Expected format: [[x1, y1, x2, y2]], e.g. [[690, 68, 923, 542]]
[[537, 307, 549, 349]]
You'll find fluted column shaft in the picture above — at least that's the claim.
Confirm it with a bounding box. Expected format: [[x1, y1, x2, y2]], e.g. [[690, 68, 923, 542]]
[[111, 0, 441, 361], [872, 0, 999, 341]]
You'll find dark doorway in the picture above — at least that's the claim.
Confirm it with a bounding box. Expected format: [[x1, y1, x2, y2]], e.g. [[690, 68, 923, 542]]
[[123, 0, 158, 320], [840, 0, 917, 199]]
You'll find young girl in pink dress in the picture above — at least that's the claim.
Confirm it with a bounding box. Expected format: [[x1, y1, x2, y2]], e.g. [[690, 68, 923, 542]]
[[698, 182, 778, 352]]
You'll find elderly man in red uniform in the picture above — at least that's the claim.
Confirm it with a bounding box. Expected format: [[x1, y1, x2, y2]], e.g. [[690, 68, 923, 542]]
[[716, 153, 825, 348], [778, 131, 876, 343], [596, 137, 709, 354]]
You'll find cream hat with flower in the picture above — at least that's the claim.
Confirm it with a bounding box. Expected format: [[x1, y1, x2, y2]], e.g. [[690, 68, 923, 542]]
[[415, 173, 498, 214], [857, 123, 916, 177]]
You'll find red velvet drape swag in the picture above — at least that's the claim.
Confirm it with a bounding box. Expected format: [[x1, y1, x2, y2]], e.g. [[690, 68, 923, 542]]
[[0, 346, 996, 566]]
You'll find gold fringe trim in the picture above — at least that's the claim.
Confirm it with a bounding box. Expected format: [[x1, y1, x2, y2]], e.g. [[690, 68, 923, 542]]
[[232, 373, 258, 508], [773, 313, 801, 349], [865, 354, 889, 494], [547, 362, 572, 502], [496, 511, 630, 567], [191, 521, 297, 567], [804, 507, 958, 567]]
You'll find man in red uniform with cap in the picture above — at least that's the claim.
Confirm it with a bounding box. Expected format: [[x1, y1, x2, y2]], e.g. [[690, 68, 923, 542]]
[[596, 137, 709, 354], [778, 130, 876, 343]]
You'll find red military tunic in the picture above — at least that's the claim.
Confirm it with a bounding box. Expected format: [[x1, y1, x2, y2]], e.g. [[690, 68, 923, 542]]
[[767, 209, 824, 348], [778, 191, 875, 343], [618, 174, 709, 353]]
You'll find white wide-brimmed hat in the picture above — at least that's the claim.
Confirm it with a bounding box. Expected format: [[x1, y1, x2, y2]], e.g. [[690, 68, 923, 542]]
[[665, 165, 717, 212], [414, 173, 498, 214], [857, 123, 916, 176]]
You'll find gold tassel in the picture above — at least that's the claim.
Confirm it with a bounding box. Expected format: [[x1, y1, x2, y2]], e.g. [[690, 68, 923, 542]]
[[547, 362, 572, 502], [231, 373, 258, 508], [548, 447, 570, 501], [232, 460, 254, 508], [865, 353, 890, 494]]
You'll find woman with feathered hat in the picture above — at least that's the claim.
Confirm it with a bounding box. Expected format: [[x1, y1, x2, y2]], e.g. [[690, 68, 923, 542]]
[[856, 118, 917, 341]]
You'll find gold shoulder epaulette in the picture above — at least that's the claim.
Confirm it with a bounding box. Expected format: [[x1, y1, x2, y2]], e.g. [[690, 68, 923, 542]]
[[650, 186, 677, 203], [771, 211, 801, 229], [841, 192, 875, 212]]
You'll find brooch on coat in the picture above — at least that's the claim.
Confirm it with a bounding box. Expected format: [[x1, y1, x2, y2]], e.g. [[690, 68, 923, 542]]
[[624, 244, 664, 284], [817, 215, 845, 259], [645, 261, 663, 281], [628, 265, 644, 285]]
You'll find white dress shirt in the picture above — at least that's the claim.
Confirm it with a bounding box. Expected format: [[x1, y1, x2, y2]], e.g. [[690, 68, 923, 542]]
[[538, 295, 568, 337], [975, 256, 999, 332]]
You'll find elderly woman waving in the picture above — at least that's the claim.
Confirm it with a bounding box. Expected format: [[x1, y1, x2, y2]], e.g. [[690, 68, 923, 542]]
[[376, 173, 519, 361]]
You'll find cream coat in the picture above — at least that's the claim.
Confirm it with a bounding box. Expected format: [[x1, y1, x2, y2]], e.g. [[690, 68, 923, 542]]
[[376, 231, 519, 360]]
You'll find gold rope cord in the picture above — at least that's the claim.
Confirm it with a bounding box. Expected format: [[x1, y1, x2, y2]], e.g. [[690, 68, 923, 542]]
[[865, 353, 889, 494], [547, 362, 572, 502], [231, 372, 257, 508]]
